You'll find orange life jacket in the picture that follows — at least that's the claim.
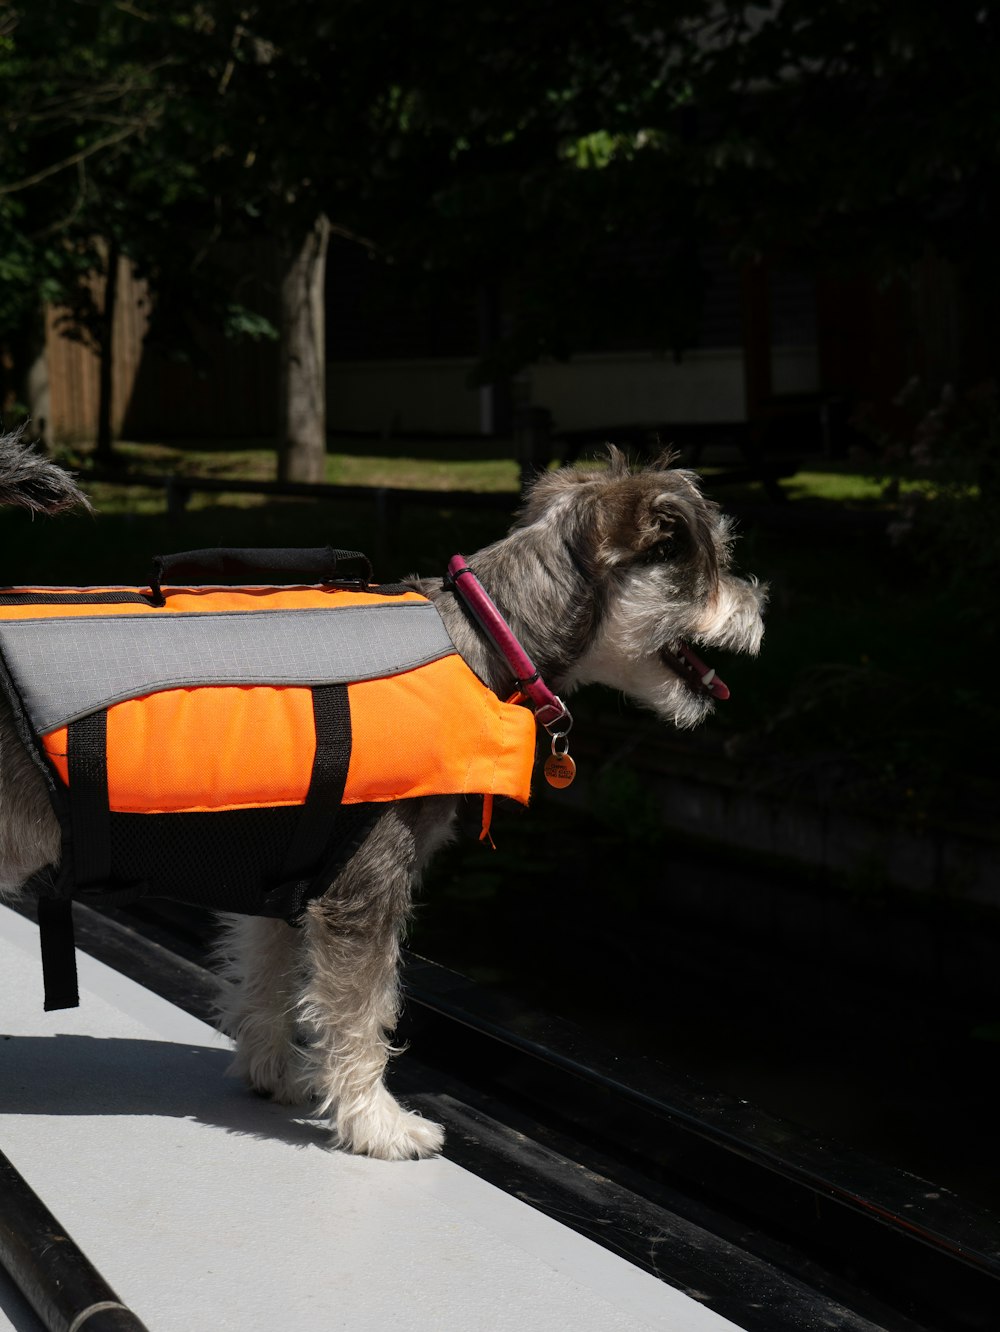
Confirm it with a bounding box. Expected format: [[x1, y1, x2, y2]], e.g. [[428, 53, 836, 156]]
[[0, 568, 536, 1009]]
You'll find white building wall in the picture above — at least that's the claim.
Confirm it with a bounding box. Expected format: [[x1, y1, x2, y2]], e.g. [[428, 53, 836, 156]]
[[328, 358, 483, 435], [526, 349, 746, 430], [327, 346, 817, 436]]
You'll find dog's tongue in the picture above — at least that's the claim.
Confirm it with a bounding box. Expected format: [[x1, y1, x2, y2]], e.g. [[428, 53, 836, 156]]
[[679, 643, 730, 700]]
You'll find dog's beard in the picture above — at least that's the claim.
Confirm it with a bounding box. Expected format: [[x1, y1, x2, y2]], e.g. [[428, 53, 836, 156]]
[[570, 567, 766, 730]]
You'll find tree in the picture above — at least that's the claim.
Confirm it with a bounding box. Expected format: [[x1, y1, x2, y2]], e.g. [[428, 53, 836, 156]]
[[0, 2, 290, 460], [4, 0, 710, 473], [276, 215, 331, 482], [8, 0, 998, 475], [674, 0, 1000, 383], [351, 2, 706, 376], [3, 1, 711, 473], [0, 1, 166, 447]]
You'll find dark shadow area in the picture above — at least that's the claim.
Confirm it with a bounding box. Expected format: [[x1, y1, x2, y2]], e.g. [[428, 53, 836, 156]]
[[0, 1032, 327, 1150], [413, 797, 1000, 1212], [0, 491, 515, 587]]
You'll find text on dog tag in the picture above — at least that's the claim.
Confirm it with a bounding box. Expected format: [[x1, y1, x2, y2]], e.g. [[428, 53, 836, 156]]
[[544, 752, 576, 789]]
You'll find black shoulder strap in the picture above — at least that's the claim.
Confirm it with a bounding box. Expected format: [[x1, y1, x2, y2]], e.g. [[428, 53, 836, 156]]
[[36, 710, 113, 1010], [36, 898, 79, 1011], [267, 684, 353, 919], [68, 711, 112, 890]]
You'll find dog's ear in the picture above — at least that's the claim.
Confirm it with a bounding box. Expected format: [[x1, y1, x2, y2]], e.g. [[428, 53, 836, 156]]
[[634, 490, 686, 555], [631, 488, 722, 585]]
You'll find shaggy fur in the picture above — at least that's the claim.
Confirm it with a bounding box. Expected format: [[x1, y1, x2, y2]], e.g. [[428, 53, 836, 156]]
[[0, 433, 765, 1160]]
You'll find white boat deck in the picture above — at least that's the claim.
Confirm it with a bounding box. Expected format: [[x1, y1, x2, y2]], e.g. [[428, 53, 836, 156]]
[[0, 906, 747, 1332]]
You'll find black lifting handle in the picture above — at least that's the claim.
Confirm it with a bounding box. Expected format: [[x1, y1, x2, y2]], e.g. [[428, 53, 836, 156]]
[[149, 545, 372, 604]]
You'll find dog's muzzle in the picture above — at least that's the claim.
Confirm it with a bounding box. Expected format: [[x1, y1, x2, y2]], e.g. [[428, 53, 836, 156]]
[[659, 642, 730, 700]]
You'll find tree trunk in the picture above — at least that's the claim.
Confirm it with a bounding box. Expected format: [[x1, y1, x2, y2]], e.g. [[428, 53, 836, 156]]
[[11, 308, 53, 451], [277, 215, 331, 483], [95, 238, 120, 465]]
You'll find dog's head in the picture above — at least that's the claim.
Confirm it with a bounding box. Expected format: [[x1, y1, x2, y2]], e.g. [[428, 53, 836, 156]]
[[515, 448, 766, 729]]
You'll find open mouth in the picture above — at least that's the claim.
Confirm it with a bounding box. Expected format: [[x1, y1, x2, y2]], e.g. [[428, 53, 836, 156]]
[[659, 642, 730, 700]]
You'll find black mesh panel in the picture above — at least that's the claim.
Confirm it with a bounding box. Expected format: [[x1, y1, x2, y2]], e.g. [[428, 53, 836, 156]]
[[107, 807, 301, 915], [105, 803, 380, 918]]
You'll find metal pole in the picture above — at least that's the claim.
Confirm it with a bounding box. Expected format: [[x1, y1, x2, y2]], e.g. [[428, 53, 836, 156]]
[[0, 1149, 150, 1332]]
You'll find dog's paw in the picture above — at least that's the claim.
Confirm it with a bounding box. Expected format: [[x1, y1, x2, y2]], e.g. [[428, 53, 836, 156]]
[[334, 1086, 444, 1160], [228, 1044, 310, 1106]]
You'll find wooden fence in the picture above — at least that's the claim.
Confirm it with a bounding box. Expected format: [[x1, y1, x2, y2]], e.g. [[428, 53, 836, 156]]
[[45, 252, 279, 443]]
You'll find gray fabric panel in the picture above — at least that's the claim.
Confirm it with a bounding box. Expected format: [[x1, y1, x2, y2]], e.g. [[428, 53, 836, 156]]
[[0, 603, 456, 734]]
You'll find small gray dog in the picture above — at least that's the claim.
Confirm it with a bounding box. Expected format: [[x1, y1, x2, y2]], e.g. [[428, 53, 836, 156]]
[[0, 432, 764, 1159]]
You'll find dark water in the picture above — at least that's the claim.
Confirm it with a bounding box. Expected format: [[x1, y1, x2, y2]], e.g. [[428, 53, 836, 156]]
[[411, 794, 1000, 1216]]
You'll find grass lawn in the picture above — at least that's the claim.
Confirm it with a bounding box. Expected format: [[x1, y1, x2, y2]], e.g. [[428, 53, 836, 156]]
[[82, 437, 522, 493], [20, 430, 980, 537], [68, 438, 927, 505]]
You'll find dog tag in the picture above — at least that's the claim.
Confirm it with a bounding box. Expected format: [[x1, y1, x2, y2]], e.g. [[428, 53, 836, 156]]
[[544, 750, 576, 789]]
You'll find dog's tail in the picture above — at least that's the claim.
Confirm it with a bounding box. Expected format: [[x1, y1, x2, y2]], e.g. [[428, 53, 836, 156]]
[[0, 426, 93, 514]]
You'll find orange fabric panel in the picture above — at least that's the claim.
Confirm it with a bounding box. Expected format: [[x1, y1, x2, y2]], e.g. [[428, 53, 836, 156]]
[[43, 686, 318, 813], [41, 730, 68, 781], [344, 656, 535, 805], [158, 587, 427, 613], [41, 659, 535, 814]]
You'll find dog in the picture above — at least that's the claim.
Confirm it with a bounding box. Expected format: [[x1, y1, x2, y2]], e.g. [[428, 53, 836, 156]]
[[0, 430, 765, 1159]]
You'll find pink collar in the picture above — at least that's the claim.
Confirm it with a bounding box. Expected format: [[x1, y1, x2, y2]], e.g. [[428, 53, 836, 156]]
[[446, 554, 572, 736]]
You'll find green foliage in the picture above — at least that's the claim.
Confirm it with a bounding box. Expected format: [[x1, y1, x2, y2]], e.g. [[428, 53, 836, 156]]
[[853, 380, 1000, 581], [680, 2, 1000, 280], [0, 1, 170, 330], [223, 305, 278, 344], [4, 0, 1000, 394]]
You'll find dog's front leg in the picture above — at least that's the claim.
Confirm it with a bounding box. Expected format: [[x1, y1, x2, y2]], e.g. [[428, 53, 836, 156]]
[[298, 812, 444, 1160], [215, 915, 309, 1104]]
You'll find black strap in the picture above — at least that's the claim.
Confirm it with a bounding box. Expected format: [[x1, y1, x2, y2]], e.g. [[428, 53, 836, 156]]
[[67, 711, 112, 890], [149, 547, 372, 605], [267, 685, 352, 918], [37, 898, 79, 1011], [36, 711, 112, 1011]]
